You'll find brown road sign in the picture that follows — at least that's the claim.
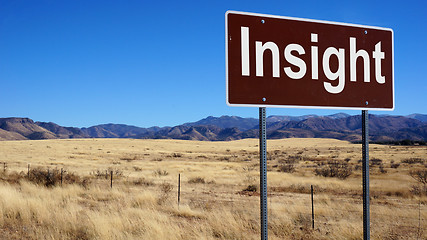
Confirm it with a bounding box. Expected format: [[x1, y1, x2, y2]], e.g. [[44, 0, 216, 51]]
[[226, 11, 394, 110]]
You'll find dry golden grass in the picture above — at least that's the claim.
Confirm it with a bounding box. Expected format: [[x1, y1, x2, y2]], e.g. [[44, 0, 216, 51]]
[[0, 138, 426, 239]]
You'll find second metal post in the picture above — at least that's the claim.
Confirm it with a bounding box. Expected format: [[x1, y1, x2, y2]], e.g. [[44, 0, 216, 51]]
[[362, 110, 370, 240]]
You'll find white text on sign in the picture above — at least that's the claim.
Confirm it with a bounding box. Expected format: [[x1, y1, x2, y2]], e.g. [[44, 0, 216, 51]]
[[240, 27, 386, 94]]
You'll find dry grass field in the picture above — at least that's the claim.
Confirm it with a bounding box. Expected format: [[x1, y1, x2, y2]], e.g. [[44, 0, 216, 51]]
[[0, 138, 426, 239]]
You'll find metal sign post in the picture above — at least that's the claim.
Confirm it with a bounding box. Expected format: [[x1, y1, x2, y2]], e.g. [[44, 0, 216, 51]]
[[362, 110, 370, 240], [259, 107, 268, 240]]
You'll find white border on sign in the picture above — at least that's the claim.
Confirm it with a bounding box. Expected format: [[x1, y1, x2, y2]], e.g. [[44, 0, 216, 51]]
[[225, 10, 395, 111]]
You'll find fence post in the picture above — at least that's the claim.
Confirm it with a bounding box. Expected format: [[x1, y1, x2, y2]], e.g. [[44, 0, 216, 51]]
[[110, 171, 113, 188], [27, 164, 30, 178], [61, 168, 63, 187], [311, 185, 315, 229], [3, 162, 6, 172], [178, 173, 181, 207]]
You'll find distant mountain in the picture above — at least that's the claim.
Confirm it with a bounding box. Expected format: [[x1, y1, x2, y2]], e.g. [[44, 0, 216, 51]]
[[267, 113, 350, 122], [267, 114, 318, 122], [183, 116, 258, 131], [407, 114, 427, 122], [36, 122, 89, 139], [0, 113, 426, 142], [81, 124, 161, 138], [0, 118, 56, 140]]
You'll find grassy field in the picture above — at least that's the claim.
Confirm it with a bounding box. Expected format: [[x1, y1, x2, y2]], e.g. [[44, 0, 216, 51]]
[[0, 138, 426, 239]]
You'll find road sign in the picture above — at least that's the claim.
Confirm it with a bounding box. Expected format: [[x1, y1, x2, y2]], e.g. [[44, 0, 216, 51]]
[[226, 11, 394, 110]]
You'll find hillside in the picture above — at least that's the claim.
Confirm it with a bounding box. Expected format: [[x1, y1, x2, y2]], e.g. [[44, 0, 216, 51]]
[[0, 114, 426, 142]]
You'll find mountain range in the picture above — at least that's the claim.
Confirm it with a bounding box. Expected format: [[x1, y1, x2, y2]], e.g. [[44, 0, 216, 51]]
[[0, 113, 426, 142]]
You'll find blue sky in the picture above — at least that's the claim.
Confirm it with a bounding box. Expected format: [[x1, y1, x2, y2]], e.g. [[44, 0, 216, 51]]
[[0, 0, 426, 127]]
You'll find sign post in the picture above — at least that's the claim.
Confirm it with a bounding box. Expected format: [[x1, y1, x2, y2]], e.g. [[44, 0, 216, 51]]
[[225, 10, 393, 240], [362, 110, 370, 239], [259, 107, 268, 240]]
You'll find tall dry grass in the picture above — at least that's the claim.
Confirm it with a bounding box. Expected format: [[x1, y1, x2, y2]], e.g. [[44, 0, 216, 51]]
[[0, 138, 425, 239]]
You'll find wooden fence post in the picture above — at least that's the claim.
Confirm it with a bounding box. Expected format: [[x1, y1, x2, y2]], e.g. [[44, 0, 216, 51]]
[[110, 171, 113, 188], [311, 185, 315, 229], [178, 173, 181, 207]]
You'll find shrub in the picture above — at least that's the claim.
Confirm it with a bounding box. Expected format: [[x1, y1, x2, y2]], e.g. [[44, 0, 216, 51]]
[[370, 158, 383, 166], [402, 158, 424, 165], [409, 169, 427, 185], [410, 185, 427, 196], [286, 155, 303, 163], [132, 177, 154, 186], [133, 166, 143, 171], [120, 155, 139, 161], [188, 177, 205, 184], [279, 164, 295, 173], [314, 160, 352, 179], [28, 168, 80, 187], [243, 184, 257, 192], [390, 163, 400, 168], [157, 182, 173, 205], [153, 169, 169, 177], [379, 164, 387, 174]]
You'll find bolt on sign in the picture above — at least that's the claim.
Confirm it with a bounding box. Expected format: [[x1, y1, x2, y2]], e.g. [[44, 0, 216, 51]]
[[226, 11, 394, 110]]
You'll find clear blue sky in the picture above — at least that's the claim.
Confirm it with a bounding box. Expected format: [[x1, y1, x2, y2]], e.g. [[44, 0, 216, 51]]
[[1, 0, 426, 127]]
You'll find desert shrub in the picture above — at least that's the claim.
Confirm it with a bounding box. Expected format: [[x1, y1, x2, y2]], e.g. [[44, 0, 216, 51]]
[[279, 164, 295, 173], [410, 185, 427, 196], [108, 168, 123, 177], [188, 177, 205, 184], [62, 170, 81, 184], [132, 177, 154, 186], [160, 182, 173, 193], [402, 158, 424, 165], [28, 168, 56, 186], [91, 168, 122, 179], [286, 155, 303, 163], [0, 171, 26, 184], [157, 182, 173, 205], [28, 168, 80, 187], [379, 164, 387, 174], [370, 158, 383, 166], [409, 169, 427, 185], [390, 163, 400, 168], [314, 160, 352, 179], [153, 169, 169, 177], [292, 213, 312, 230], [133, 166, 143, 171], [91, 169, 110, 179], [120, 155, 138, 161], [243, 184, 257, 192]]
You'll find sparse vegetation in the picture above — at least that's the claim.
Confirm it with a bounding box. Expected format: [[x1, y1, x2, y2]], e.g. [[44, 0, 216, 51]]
[[403, 158, 424, 165], [0, 138, 425, 239], [314, 160, 352, 179], [243, 184, 257, 192], [410, 169, 427, 185], [153, 169, 169, 177], [188, 177, 205, 184], [278, 163, 296, 173]]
